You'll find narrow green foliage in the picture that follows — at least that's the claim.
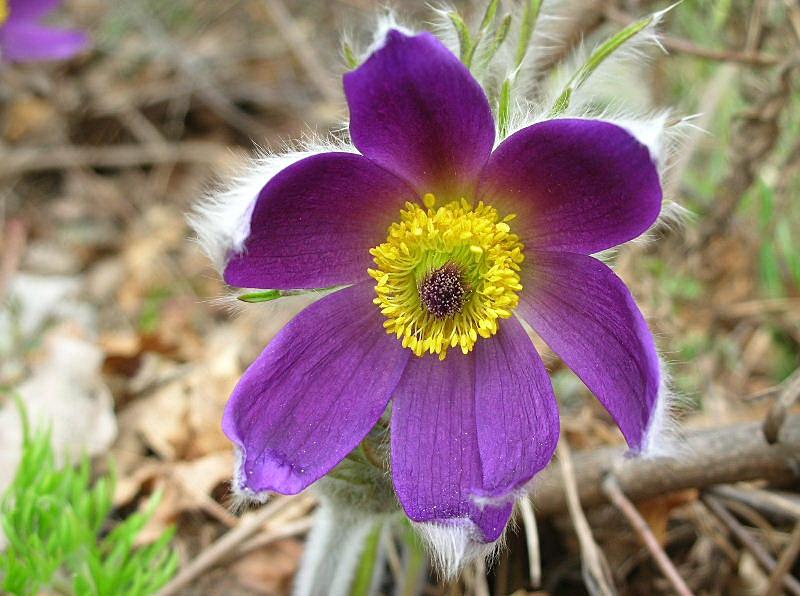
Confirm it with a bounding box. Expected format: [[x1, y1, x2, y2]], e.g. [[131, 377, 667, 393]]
[[514, 0, 542, 70], [350, 524, 382, 596], [498, 77, 513, 138], [496, 0, 542, 137], [481, 13, 512, 69], [479, 0, 501, 32], [238, 287, 336, 303], [401, 524, 426, 596], [549, 13, 653, 117], [753, 179, 800, 295], [450, 1, 503, 70], [448, 11, 473, 65], [342, 42, 359, 69], [0, 415, 178, 595], [237, 289, 282, 303]]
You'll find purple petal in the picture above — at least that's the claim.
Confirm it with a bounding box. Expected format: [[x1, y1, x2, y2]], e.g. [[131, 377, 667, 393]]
[[473, 316, 559, 498], [8, 0, 60, 21], [478, 119, 662, 253], [223, 281, 410, 495], [391, 351, 511, 541], [344, 30, 495, 200], [392, 319, 557, 541], [0, 23, 88, 62], [517, 251, 660, 451], [223, 152, 416, 290]]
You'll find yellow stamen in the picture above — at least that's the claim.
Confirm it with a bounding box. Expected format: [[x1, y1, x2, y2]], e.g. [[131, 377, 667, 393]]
[[0, 0, 8, 25], [369, 194, 525, 359]]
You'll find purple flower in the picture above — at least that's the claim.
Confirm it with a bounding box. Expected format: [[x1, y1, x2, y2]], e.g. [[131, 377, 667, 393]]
[[0, 0, 89, 63], [220, 30, 664, 547]]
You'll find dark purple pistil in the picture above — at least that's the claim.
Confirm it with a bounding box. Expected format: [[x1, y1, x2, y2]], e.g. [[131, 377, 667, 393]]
[[419, 262, 469, 319]]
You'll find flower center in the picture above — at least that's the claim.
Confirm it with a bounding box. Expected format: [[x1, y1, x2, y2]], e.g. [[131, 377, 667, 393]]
[[419, 262, 470, 319], [0, 0, 8, 25], [369, 193, 524, 360]]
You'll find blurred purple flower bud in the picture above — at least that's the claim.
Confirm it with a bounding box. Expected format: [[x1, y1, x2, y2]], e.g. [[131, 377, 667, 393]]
[[0, 0, 89, 63]]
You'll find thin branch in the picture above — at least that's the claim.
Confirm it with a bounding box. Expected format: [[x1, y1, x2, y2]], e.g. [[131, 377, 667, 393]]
[[703, 495, 800, 596], [765, 522, 800, 596], [262, 0, 341, 105], [605, 7, 781, 66], [659, 35, 780, 66], [234, 516, 314, 558], [558, 439, 618, 596], [518, 496, 542, 588], [763, 368, 800, 444], [532, 415, 800, 517], [692, 59, 800, 249], [603, 475, 694, 596], [0, 219, 26, 302], [128, 5, 272, 139], [708, 485, 800, 522], [159, 496, 304, 596], [0, 142, 231, 179]]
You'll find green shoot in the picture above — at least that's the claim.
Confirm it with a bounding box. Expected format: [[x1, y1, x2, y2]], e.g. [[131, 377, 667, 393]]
[[548, 13, 654, 117], [0, 410, 178, 595], [514, 0, 543, 70]]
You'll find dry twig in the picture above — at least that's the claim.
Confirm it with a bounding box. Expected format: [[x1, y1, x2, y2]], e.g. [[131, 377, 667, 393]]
[[558, 439, 618, 596], [605, 6, 780, 66], [262, 0, 341, 105], [129, 5, 272, 139], [764, 368, 800, 444], [603, 475, 694, 596], [703, 495, 800, 596], [159, 496, 305, 596], [692, 59, 800, 249], [0, 219, 26, 302], [765, 521, 800, 596], [518, 496, 542, 588], [533, 416, 800, 517], [0, 142, 231, 178], [709, 485, 800, 522]]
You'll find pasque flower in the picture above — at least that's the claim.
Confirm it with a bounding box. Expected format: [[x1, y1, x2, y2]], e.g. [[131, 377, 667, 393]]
[[216, 29, 664, 550], [0, 0, 89, 63]]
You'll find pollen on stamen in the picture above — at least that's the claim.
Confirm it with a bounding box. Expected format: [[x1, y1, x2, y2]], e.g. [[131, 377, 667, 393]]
[[368, 193, 525, 360]]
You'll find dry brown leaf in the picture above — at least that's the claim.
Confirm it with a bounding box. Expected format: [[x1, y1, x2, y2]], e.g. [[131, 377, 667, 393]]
[[3, 96, 57, 142], [637, 490, 699, 545], [230, 540, 304, 595]]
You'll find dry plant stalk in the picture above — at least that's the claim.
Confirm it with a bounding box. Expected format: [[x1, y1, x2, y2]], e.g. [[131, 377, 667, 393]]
[[532, 415, 800, 517]]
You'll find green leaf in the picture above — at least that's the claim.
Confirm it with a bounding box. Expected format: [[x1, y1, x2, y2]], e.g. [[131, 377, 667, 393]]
[[549, 12, 654, 117], [350, 523, 383, 596], [343, 42, 359, 69], [481, 13, 512, 69], [0, 403, 178, 595], [515, 0, 543, 70], [760, 243, 782, 297], [479, 0, 501, 32], [498, 77, 513, 138], [238, 287, 335, 303], [448, 11, 473, 64], [401, 525, 426, 596], [237, 289, 282, 303]]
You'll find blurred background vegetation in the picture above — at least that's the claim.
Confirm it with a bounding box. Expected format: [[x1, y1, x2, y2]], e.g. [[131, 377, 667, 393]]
[[0, 0, 798, 594]]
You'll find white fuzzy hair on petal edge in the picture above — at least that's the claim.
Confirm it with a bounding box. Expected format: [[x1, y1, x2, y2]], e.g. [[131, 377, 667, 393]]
[[227, 446, 271, 512], [189, 135, 358, 275], [363, 10, 415, 57], [640, 355, 688, 459], [414, 520, 505, 580]]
